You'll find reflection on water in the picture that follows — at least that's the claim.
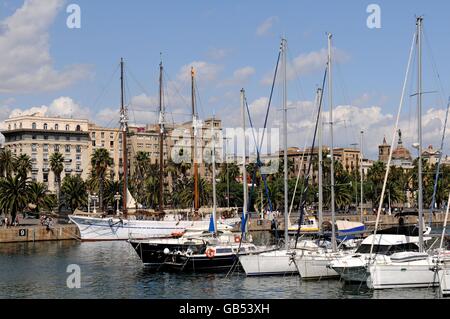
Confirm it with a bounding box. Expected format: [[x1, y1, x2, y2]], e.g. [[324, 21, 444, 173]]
[[0, 240, 445, 299]]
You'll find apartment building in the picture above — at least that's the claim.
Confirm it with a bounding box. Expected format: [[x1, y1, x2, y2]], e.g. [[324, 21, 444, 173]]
[[2, 115, 90, 192]]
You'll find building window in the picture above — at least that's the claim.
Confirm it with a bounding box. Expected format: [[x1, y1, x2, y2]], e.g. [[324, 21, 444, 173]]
[[92, 140, 96, 147], [14, 123, 16, 129], [92, 132, 96, 139], [32, 123, 37, 129], [76, 145, 81, 153], [66, 136, 70, 141], [43, 144, 49, 152], [55, 135, 60, 141], [76, 155, 81, 161], [44, 123, 48, 130], [55, 124, 59, 130], [8, 124, 11, 130], [44, 135, 48, 140], [101, 132, 105, 138], [54, 145, 60, 152], [31, 144, 37, 152], [32, 135, 37, 140], [65, 145, 71, 153], [110, 141, 114, 147], [76, 125, 81, 131], [66, 124, 70, 131], [43, 173, 48, 183], [19, 123, 22, 128]]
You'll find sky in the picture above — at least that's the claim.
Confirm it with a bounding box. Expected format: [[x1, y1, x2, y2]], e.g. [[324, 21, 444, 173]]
[[1, 0, 450, 159]]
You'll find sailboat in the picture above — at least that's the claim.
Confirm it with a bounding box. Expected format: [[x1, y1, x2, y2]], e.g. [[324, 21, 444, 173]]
[[366, 17, 440, 290], [435, 193, 450, 296], [70, 59, 235, 241], [161, 113, 262, 272], [291, 33, 358, 280]]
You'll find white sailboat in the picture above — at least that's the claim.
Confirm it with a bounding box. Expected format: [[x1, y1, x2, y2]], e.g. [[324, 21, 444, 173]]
[[70, 59, 236, 241], [292, 33, 355, 280], [367, 17, 440, 290]]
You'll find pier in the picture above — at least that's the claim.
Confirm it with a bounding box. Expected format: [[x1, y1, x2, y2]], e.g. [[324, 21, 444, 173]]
[[0, 224, 80, 243]]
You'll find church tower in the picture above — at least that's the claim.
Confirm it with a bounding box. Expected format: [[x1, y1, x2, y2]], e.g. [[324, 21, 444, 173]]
[[378, 136, 390, 163]]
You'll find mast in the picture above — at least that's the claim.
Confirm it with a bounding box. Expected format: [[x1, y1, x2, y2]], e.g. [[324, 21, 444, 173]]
[[211, 118, 217, 234], [158, 59, 165, 213], [328, 33, 337, 252], [281, 38, 289, 250], [317, 88, 324, 232], [416, 16, 424, 252], [191, 67, 200, 215], [241, 89, 248, 234], [120, 58, 128, 214], [360, 130, 364, 224]]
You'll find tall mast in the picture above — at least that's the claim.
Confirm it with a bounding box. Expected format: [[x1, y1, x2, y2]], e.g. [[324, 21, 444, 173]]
[[191, 67, 200, 215], [281, 38, 289, 250], [317, 87, 323, 232], [211, 118, 217, 234], [360, 130, 364, 224], [328, 33, 337, 252], [417, 16, 424, 252], [241, 89, 248, 233], [120, 58, 128, 214], [158, 59, 165, 213]]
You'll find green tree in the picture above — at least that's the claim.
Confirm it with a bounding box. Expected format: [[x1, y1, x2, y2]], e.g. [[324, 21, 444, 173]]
[[0, 148, 16, 177], [90, 148, 113, 211], [50, 152, 64, 211], [15, 154, 32, 179], [28, 181, 56, 214], [61, 175, 87, 213], [0, 175, 31, 223]]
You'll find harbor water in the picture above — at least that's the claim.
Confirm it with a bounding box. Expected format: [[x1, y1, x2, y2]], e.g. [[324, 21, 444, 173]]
[[0, 235, 447, 299]]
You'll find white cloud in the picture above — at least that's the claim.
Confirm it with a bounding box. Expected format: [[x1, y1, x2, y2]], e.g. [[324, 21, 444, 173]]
[[219, 66, 255, 87], [256, 16, 278, 37], [177, 61, 222, 84], [6, 96, 92, 120], [261, 47, 350, 85], [206, 47, 231, 60], [0, 0, 91, 93]]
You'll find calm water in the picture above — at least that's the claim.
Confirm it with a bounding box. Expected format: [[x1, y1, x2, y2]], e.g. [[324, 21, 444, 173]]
[[0, 239, 446, 299]]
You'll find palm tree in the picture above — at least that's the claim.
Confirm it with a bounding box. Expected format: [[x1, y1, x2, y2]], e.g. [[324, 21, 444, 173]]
[[61, 175, 87, 213], [0, 175, 31, 223], [0, 148, 16, 177], [90, 148, 113, 211], [50, 152, 64, 211], [28, 181, 56, 215], [15, 154, 32, 179]]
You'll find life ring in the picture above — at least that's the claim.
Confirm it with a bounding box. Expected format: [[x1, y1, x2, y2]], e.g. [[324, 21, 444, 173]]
[[234, 236, 241, 243], [206, 248, 216, 259]]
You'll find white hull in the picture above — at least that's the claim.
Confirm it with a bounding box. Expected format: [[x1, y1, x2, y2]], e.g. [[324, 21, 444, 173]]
[[69, 215, 226, 241], [239, 249, 298, 276], [294, 250, 351, 280], [368, 256, 439, 289], [438, 267, 450, 296]]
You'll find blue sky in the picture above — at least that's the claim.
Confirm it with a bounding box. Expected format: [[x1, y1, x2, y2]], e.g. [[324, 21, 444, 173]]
[[1, 0, 450, 158]]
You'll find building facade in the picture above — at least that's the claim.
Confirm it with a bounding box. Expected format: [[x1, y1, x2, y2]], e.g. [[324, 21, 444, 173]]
[[2, 115, 90, 192]]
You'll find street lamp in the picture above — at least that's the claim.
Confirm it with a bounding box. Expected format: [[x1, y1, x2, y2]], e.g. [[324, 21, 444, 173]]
[[114, 192, 122, 215], [91, 194, 99, 214]]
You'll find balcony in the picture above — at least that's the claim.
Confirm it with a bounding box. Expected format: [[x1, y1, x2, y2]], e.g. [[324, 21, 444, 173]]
[[75, 168, 83, 173], [43, 168, 50, 173], [64, 168, 73, 173]]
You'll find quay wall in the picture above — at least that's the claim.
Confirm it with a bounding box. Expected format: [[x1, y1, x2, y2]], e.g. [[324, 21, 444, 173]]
[[0, 225, 80, 244]]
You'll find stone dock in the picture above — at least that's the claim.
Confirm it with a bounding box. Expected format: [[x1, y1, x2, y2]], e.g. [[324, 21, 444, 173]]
[[0, 224, 80, 244]]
